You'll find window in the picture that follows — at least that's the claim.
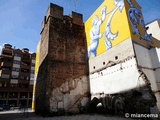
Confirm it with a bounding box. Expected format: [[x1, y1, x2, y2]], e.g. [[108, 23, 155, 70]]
[[9, 92, 18, 98], [21, 61, 30, 66], [2, 51, 12, 56], [31, 70, 34, 74], [29, 92, 33, 98], [20, 76, 24, 80], [23, 55, 30, 60], [19, 84, 28, 88], [4, 83, 7, 87], [13, 60, 20, 64], [2, 58, 12, 62], [0, 83, 7, 87], [31, 63, 35, 66], [1, 74, 10, 78], [29, 85, 33, 88], [1, 67, 10, 70], [20, 76, 29, 80], [32, 57, 35, 60], [14, 53, 21, 57], [30, 77, 34, 80], [26, 76, 29, 80], [12, 67, 20, 72], [21, 68, 30, 73], [11, 75, 18, 79], [10, 84, 18, 88]]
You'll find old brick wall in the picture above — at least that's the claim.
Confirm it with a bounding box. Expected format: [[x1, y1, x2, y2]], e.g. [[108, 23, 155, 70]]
[[35, 3, 89, 114], [35, 56, 50, 114], [48, 15, 88, 81], [46, 11, 89, 113], [39, 17, 49, 67], [34, 4, 50, 114]]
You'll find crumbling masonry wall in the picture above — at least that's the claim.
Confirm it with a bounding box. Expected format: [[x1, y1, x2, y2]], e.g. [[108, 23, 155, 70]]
[[35, 3, 89, 115]]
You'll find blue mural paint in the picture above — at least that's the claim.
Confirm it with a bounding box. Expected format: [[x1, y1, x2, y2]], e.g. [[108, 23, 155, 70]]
[[127, 0, 153, 43]]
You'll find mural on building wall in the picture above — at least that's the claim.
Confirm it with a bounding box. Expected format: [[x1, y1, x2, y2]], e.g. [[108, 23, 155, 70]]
[[85, 0, 160, 60], [87, 0, 125, 58], [126, 0, 153, 44], [85, 0, 131, 59], [87, 6, 106, 58], [104, 0, 124, 51]]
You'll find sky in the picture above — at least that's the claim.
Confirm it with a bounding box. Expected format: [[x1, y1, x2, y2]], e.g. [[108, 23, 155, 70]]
[[0, 0, 160, 53]]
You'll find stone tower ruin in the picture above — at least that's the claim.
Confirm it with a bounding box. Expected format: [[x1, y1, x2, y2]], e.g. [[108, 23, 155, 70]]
[[35, 3, 90, 115]]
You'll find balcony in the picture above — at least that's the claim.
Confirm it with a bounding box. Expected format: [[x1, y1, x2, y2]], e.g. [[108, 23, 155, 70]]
[[21, 54, 31, 62], [21, 65, 31, 70], [18, 87, 32, 92], [0, 82, 10, 90], [0, 97, 7, 100], [19, 68, 30, 76], [21, 61, 31, 69], [18, 80, 29, 84], [0, 66, 11, 75], [0, 54, 12, 58], [9, 92, 18, 100], [19, 72, 30, 77], [0, 73, 10, 79], [2, 49, 13, 57], [0, 78, 10, 82], [1, 62, 13, 67], [0, 70, 11, 75]]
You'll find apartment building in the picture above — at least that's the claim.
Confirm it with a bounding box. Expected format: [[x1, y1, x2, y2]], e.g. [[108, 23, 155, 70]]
[[0, 43, 36, 107]]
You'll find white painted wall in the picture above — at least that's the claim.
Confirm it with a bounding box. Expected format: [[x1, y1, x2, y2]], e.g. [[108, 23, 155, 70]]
[[89, 38, 134, 73], [89, 38, 141, 95], [134, 43, 160, 90], [90, 58, 145, 96], [89, 37, 160, 112], [134, 43, 160, 111], [146, 20, 160, 63], [146, 20, 160, 40], [134, 43, 160, 68]]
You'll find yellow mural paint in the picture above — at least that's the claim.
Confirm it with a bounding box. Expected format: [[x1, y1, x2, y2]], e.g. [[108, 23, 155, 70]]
[[85, 0, 160, 59], [85, 0, 131, 59], [32, 41, 40, 112]]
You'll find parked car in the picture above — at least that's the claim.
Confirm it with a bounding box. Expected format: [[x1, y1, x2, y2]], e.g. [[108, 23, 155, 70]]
[[0, 104, 10, 111]]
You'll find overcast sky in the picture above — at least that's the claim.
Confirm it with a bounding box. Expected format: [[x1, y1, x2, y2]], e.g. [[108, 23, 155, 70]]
[[0, 0, 160, 53]]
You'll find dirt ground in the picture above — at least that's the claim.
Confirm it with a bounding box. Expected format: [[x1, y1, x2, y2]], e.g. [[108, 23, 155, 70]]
[[0, 112, 135, 120]]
